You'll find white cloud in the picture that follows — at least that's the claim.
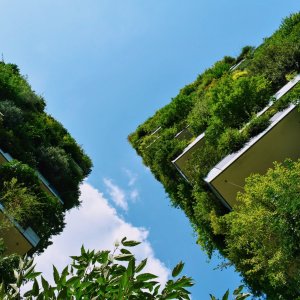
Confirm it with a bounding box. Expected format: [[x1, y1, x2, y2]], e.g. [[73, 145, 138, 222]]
[[34, 182, 169, 286], [124, 168, 138, 187], [129, 188, 139, 201], [103, 178, 128, 211]]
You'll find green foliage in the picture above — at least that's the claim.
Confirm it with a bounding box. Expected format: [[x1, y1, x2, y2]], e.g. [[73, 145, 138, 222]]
[[0, 158, 65, 255], [2, 238, 194, 299], [0, 61, 92, 209], [0, 178, 41, 226], [0, 253, 19, 289], [274, 81, 300, 111], [129, 12, 300, 297], [0, 62, 45, 113], [244, 113, 271, 138], [210, 285, 250, 300], [236, 46, 255, 63], [188, 74, 271, 137], [0, 100, 24, 129], [220, 160, 300, 298], [0, 160, 39, 192], [205, 74, 271, 132], [0, 61, 92, 274], [247, 13, 300, 89], [217, 129, 248, 156]]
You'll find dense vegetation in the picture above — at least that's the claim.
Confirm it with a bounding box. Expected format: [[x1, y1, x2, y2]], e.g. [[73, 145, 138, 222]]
[[0, 62, 92, 283], [0, 62, 92, 209], [129, 13, 300, 298], [216, 159, 300, 298]]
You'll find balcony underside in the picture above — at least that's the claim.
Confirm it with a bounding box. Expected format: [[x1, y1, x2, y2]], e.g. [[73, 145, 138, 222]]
[[0, 212, 33, 255]]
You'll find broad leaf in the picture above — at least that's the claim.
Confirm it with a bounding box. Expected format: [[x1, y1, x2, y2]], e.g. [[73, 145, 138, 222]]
[[172, 261, 184, 277]]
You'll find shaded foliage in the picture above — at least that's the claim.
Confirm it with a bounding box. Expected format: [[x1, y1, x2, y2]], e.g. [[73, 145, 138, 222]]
[[0, 63, 92, 281], [0, 62, 92, 209], [0, 161, 65, 253]]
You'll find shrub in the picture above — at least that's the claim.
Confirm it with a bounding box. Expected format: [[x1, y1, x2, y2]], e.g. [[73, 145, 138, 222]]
[[245, 114, 271, 138]]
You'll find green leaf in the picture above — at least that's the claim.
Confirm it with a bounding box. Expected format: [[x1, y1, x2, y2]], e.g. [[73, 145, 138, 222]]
[[172, 261, 184, 277], [120, 248, 132, 254], [136, 258, 147, 273], [53, 265, 60, 285], [41, 276, 49, 291], [25, 271, 42, 280], [122, 240, 141, 247], [57, 287, 68, 299], [98, 250, 110, 263], [13, 269, 19, 281], [127, 258, 135, 277], [118, 272, 128, 299], [222, 289, 229, 300], [0, 283, 5, 299], [153, 284, 160, 296], [236, 293, 251, 300], [66, 276, 80, 287], [163, 291, 178, 299], [114, 254, 134, 261], [61, 266, 69, 284], [24, 264, 36, 278], [233, 285, 244, 295], [168, 276, 193, 290], [32, 278, 40, 296], [136, 273, 158, 282], [81, 245, 86, 255]]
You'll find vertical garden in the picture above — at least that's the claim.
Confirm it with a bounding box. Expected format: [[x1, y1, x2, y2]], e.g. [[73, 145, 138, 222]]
[[0, 62, 92, 284], [129, 13, 300, 299]]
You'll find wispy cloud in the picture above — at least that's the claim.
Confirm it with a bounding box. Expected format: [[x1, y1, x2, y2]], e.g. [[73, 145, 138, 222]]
[[103, 178, 128, 211], [34, 182, 169, 286], [130, 188, 139, 201], [124, 168, 138, 187]]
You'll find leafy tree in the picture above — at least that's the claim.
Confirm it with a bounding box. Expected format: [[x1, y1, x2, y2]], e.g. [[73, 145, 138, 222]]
[[206, 74, 271, 131], [220, 159, 300, 298], [236, 46, 255, 63], [0, 100, 24, 129]]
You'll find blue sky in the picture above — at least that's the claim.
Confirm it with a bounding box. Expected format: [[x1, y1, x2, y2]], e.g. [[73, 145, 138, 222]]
[[1, 1, 299, 298]]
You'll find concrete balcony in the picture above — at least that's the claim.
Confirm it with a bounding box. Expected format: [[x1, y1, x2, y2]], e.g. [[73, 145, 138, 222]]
[[172, 75, 300, 188], [0, 148, 63, 204], [0, 203, 40, 255], [205, 104, 300, 209], [0, 148, 63, 254]]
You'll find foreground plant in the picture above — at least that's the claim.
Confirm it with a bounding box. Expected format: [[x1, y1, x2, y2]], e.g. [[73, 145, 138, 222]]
[[1, 238, 252, 299], [1, 238, 194, 299], [210, 286, 250, 300]]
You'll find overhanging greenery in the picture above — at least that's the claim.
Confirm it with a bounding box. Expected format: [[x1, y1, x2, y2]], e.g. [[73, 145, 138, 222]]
[[0, 62, 92, 284]]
